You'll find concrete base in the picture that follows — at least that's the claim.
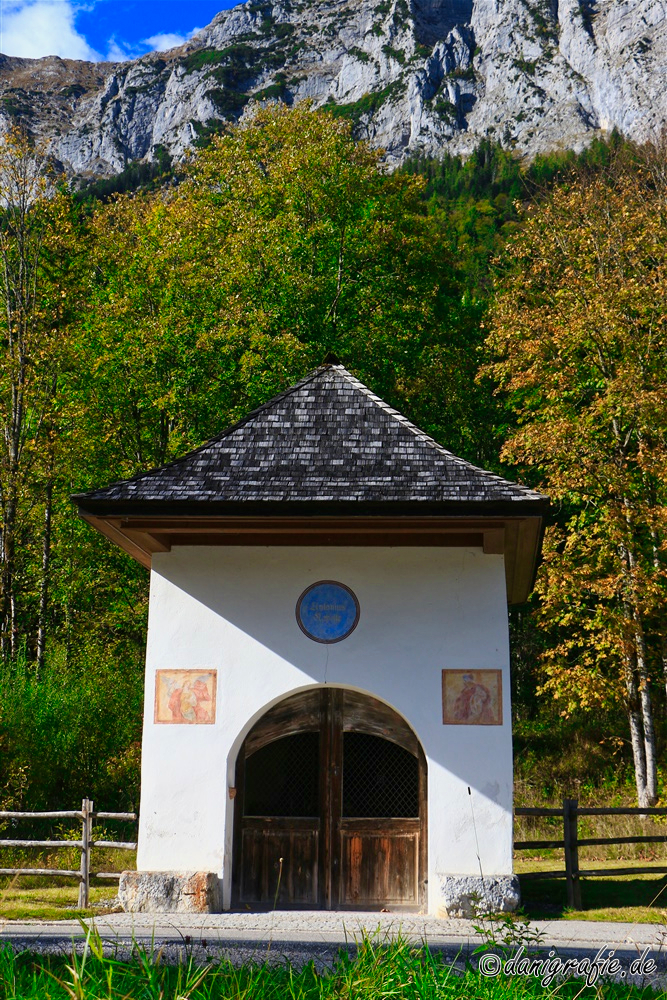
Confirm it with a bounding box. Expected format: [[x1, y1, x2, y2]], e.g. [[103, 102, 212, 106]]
[[436, 875, 520, 918], [119, 871, 221, 913]]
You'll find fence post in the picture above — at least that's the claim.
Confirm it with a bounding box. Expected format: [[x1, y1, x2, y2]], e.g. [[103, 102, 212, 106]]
[[77, 798, 92, 909], [563, 797, 582, 910]]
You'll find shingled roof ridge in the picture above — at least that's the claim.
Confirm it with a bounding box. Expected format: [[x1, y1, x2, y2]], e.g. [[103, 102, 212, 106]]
[[332, 365, 541, 499]]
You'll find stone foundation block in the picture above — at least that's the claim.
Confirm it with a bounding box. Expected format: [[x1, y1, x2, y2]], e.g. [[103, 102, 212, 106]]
[[119, 871, 221, 913], [436, 874, 520, 918]]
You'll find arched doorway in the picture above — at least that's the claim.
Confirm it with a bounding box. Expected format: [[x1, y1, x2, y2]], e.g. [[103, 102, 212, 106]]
[[232, 688, 427, 910]]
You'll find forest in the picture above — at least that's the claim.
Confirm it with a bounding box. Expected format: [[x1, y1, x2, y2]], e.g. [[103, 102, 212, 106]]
[[0, 105, 666, 814]]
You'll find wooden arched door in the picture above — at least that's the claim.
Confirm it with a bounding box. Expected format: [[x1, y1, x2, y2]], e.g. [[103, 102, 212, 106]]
[[232, 688, 427, 910]]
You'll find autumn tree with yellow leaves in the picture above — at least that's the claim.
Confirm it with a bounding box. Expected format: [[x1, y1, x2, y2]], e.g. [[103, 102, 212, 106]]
[[487, 161, 667, 806]]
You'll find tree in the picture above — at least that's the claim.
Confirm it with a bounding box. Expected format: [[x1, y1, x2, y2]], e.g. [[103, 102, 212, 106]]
[[81, 103, 492, 468], [486, 163, 667, 807]]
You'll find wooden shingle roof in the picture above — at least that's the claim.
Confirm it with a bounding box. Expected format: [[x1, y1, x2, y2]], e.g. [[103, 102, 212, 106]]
[[75, 362, 547, 516], [74, 362, 548, 602]]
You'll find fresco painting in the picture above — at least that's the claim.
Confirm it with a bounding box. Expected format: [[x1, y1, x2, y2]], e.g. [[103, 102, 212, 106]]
[[441, 669, 502, 726], [155, 669, 217, 724]]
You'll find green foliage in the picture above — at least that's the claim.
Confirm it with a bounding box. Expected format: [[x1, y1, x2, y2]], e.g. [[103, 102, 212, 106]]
[[73, 147, 173, 205], [253, 72, 289, 101], [190, 118, 228, 149], [81, 104, 492, 463], [326, 82, 403, 128], [0, 655, 142, 811], [513, 710, 636, 802], [513, 57, 537, 75], [1, 90, 33, 120], [182, 41, 290, 121], [181, 47, 229, 73], [473, 912, 545, 959], [433, 98, 458, 121], [209, 86, 249, 118], [0, 932, 662, 998], [486, 152, 667, 806], [402, 140, 526, 296], [401, 131, 640, 297], [382, 43, 406, 64], [348, 45, 371, 63]]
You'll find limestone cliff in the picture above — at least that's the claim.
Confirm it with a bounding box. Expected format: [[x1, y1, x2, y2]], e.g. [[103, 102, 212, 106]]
[[2, 0, 665, 175]]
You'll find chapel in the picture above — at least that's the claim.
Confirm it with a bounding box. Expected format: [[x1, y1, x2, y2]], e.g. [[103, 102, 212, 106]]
[[74, 360, 548, 915]]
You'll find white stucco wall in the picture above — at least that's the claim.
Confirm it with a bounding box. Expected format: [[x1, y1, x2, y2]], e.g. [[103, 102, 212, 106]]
[[136, 545, 514, 914]]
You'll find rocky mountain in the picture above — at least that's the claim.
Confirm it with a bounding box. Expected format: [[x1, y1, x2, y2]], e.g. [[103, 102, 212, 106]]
[[2, 0, 666, 176]]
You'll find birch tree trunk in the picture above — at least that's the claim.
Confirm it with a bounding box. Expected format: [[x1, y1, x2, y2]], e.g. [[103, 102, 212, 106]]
[[624, 650, 650, 806], [619, 519, 658, 806]]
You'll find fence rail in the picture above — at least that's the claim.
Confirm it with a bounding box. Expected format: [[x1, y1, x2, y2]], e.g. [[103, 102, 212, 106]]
[[515, 798, 667, 909], [0, 799, 137, 907]]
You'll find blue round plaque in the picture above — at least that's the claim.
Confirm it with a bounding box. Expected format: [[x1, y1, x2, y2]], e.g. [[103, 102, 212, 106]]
[[296, 581, 360, 643]]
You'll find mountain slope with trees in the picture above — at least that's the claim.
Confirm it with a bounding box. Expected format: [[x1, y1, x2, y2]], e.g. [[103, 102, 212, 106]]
[[0, 108, 665, 812]]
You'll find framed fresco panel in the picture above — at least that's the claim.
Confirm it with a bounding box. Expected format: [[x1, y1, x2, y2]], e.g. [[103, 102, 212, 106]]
[[442, 669, 502, 726], [155, 669, 217, 725]]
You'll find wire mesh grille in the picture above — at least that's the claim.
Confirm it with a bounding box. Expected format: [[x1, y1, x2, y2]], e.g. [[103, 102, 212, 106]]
[[342, 733, 419, 818], [244, 732, 319, 817]]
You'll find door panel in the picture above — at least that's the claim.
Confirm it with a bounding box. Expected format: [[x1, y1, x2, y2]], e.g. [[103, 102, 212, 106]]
[[240, 820, 319, 905], [340, 730, 421, 908], [244, 690, 324, 756], [339, 820, 420, 907], [237, 729, 320, 908]]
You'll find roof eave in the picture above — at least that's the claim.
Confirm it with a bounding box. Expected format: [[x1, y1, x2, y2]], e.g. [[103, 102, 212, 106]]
[[76, 503, 549, 604], [73, 497, 550, 518]]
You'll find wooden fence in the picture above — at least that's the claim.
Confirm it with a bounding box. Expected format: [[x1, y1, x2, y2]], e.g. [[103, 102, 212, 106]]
[[0, 798, 137, 908], [515, 798, 667, 909], [3, 796, 667, 913]]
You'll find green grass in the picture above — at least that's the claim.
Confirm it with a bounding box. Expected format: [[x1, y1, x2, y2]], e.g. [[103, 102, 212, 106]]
[[0, 881, 118, 920], [0, 850, 135, 920], [516, 857, 667, 922], [0, 932, 663, 999]]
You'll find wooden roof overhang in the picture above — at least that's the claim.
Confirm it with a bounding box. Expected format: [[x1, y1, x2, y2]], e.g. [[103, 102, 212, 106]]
[[75, 499, 548, 605]]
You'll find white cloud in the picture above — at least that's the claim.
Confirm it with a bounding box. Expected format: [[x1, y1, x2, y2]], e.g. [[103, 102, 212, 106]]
[[143, 32, 186, 52], [0, 0, 101, 60], [0, 1, 205, 64], [105, 34, 140, 62], [106, 27, 200, 61], [143, 27, 200, 52]]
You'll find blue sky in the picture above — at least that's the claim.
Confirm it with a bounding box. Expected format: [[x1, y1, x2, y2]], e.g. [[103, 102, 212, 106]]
[[0, 0, 240, 61]]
